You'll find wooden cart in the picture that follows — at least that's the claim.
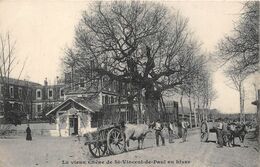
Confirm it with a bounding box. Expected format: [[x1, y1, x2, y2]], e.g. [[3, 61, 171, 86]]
[[84, 124, 125, 158], [200, 120, 218, 142]]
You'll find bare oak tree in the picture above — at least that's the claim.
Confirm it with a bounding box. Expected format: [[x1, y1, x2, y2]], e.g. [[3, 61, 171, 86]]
[[64, 1, 205, 121]]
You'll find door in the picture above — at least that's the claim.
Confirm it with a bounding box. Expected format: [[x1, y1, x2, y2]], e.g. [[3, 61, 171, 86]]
[[73, 117, 78, 135], [69, 117, 78, 135]]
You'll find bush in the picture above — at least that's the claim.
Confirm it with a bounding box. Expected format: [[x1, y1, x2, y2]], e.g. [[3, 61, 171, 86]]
[[3, 110, 26, 126]]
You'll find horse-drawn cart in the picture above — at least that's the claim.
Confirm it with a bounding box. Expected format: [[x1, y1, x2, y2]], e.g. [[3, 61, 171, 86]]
[[200, 120, 218, 142], [84, 124, 126, 158]]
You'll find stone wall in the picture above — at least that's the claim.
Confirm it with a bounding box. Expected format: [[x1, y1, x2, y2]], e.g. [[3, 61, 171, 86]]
[[7, 123, 58, 137]]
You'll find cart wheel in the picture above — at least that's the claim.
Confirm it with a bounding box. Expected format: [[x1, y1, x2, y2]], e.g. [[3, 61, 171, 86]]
[[201, 122, 209, 142], [88, 142, 107, 158], [107, 128, 125, 155]]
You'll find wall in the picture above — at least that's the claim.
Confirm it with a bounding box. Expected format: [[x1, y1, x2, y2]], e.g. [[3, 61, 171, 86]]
[[8, 123, 58, 137]]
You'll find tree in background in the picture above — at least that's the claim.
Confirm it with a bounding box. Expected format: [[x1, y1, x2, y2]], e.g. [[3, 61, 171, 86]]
[[218, 1, 259, 75], [0, 32, 26, 134], [218, 2, 259, 122], [224, 62, 248, 122], [189, 57, 216, 126], [64, 1, 205, 121]]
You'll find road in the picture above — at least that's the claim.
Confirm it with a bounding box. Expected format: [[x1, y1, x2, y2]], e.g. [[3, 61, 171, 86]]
[[0, 129, 259, 167]]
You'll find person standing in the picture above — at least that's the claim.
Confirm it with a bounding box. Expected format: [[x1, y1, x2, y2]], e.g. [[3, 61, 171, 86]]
[[222, 118, 231, 147], [181, 118, 189, 142], [216, 118, 224, 148], [26, 125, 32, 141], [154, 119, 165, 146], [168, 121, 175, 143]]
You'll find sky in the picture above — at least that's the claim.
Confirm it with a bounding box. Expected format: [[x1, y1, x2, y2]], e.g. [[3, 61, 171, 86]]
[[0, 0, 258, 114]]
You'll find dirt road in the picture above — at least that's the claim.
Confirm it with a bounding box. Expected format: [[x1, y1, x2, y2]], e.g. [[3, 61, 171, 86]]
[[0, 129, 258, 167]]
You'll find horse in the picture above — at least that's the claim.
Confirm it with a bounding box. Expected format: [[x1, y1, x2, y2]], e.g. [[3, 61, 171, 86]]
[[228, 123, 247, 147], [123, 122, 153, 151]]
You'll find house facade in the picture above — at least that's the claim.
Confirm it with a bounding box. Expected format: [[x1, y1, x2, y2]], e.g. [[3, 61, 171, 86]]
[[0, 78, 65, 120], [45, 72, 131, 136], [0, 78, 39, 119], [31, 79, 65, 119]]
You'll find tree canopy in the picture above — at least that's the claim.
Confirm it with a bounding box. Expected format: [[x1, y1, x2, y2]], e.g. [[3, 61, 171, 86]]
[[64, 1, 205, 103], [218, 1, 259, 75]]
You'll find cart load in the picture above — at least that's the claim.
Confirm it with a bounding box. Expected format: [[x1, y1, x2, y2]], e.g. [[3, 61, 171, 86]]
[[84, 124, 125, 158]]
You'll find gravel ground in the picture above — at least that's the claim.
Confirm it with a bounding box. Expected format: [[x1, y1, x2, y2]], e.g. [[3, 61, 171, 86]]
[[0, 129, 259, 167]]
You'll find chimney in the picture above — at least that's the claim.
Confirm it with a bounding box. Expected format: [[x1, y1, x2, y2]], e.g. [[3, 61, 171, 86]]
[[56, 76, 59, 85], [44, 78, 48, 86]]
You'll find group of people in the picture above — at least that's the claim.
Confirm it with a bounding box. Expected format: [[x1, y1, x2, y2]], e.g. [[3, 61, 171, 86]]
[[152, 118, 190, 146], [215, 118, 242, 148]]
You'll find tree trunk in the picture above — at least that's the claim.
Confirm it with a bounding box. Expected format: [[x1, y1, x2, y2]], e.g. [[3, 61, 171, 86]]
[[202, 102, 205, 121], [239, 83, 245, 123], [205, 104, 208, 121], [137, 91, 141, 124], [193, 96, 197, 127], [180, 91, 184, 119], [188, 96, 193, 129], [197, 97, 201, 126], [242, 86, 245, 122]]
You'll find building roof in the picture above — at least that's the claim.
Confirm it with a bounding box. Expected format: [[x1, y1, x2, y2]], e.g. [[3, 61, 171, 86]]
[[1, 77, 41, 87], [74, 97, 102, 112], [46, 98, 102, 116]]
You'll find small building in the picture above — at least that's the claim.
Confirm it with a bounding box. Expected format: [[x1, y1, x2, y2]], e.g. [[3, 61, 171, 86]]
[[46, 98, 102, 137]]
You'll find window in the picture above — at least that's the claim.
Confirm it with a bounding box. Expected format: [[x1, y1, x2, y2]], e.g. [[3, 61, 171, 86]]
[[79, 78, 84, 87], [19, 104, 23, 111], [60, 88, 64, 98], [105, 95, 108, 104], [121, 83, 125, 95], [102, 96, 105, 104], [27, 89, 31, 97], [9, 86, 14, 97], [36, 89, 42, 99], [48, 89, 53, 99], [36, 104, 42, 113], [108, 96, 111, 104], [114, 81, 118, 92], [112, 81, 116, 92], [111, 97, 114, 103], [102, 77, 106, 89], [18, 88, 22, 99], [108, 84, 111, 91]]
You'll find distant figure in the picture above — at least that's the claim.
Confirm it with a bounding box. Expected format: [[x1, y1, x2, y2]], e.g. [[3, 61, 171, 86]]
[[223, 118, 232, 147], [168, 121, 174, 143], [26, 125, 32, 141], [216, 118, 224, 148], [154, 119, 165, 146], [181, 118, 189, 142]]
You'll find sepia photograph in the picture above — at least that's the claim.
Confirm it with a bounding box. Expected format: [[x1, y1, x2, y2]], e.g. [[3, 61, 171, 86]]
[[0, 0, 259, 167]]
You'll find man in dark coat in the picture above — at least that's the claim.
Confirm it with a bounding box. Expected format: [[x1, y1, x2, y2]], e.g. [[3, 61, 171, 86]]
[[26, 125, 32, 141]]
